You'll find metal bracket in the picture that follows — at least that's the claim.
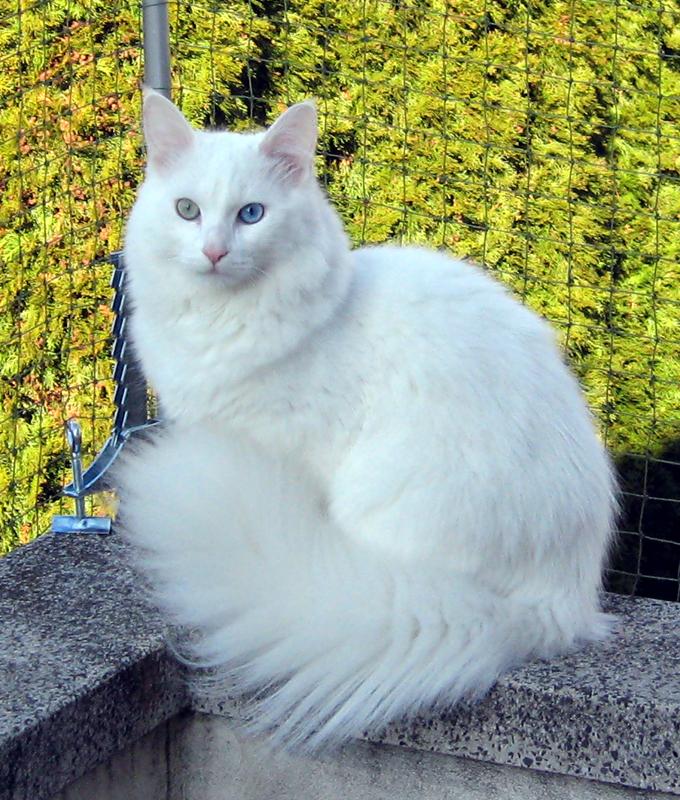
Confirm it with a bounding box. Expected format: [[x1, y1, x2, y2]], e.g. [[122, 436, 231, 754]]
[[51, 252, 159, 535], [52, 419, 113, 535]]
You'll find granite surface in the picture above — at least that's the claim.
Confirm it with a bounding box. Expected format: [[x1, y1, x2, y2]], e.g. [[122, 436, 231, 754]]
[[0, 534, 188, 800], [372, 594, 680, 794], [2, 534, 679, 798]]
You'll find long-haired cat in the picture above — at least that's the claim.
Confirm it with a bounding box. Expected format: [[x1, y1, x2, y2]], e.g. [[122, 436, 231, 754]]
[[117, 89, 618, 750]]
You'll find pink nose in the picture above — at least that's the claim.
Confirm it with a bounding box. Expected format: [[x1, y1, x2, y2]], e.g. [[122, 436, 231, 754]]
[[202, 246, 228, 265]]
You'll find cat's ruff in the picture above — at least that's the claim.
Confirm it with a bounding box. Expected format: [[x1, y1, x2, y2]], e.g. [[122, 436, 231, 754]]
[[118, 90, 618, 750]]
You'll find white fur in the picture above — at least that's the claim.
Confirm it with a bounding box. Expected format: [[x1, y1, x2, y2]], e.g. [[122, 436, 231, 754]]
[[119, 93, 618, 750]]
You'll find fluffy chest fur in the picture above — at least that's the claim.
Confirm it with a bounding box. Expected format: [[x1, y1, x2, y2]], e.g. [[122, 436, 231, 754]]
[[127, 243, 362, 476]]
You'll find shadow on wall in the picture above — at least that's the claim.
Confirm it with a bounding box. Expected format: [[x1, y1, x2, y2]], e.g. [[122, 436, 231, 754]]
[[607, 441, 680, 602]]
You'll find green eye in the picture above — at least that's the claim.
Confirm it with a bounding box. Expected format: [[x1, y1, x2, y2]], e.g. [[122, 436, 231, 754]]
[[176, 198, 200, 220]]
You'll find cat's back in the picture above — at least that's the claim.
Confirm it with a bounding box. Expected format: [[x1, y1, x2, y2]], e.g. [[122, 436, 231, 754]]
[[349, 244, 552, 355]]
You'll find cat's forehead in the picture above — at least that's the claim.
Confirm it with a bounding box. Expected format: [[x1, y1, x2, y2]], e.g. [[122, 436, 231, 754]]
[[167, 128, 269, 199], [196, 128, 262, 163]]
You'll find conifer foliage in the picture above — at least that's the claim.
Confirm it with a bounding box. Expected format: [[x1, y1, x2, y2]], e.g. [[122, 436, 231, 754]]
[[0, 1, 678, 595]]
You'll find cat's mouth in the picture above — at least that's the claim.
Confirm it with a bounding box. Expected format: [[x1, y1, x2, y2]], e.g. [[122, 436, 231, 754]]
[[198, 262, 262, 288], [201, 266, 238, 281]]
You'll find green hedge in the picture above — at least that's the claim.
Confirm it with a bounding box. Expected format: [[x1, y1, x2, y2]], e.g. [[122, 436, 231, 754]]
[[0, 0, 678, 557]]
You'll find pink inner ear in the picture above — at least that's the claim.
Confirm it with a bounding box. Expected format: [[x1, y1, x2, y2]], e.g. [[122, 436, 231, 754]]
[[261, 134, 309, 178], [260, 102, 317, 181], [143, 92, 194, 171]]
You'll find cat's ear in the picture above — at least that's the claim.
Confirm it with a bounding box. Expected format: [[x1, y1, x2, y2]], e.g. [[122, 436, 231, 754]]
[[260, 101, 317, 183], [142, 88, 194, 172]]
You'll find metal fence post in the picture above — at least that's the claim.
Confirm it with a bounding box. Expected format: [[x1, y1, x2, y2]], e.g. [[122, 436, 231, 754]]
[[142, 0, 172, 99]]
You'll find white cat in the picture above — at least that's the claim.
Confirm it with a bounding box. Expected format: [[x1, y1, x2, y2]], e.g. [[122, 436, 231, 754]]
[[118, 89, 618, 750]]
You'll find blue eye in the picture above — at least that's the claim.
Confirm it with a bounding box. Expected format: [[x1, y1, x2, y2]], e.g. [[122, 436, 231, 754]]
[[237, 203, 265, 225]]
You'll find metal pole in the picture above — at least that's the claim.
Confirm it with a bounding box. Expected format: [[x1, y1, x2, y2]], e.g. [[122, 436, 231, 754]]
[[138, 0, 172, 425], [142, 0, 172, 99]]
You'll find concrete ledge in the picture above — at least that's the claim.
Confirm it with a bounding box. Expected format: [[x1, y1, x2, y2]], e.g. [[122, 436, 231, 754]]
[[0, 535, 188, 800], [1, 534, 679, 799], [163, 712, 680, 800], [59, 711, 677, 800]]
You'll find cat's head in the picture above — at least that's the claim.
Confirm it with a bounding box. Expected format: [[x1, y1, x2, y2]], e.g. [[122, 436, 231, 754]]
[[130, 90, 326, 288]]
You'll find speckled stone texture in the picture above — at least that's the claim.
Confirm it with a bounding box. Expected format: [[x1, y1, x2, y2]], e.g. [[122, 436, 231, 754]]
[[0, 534, 188, 800], [372, 594, 680, 794], [194, 594, 680, 795], [2, 535, 680, 799]]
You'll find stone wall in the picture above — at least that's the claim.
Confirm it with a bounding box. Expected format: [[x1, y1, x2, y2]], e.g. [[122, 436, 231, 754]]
[[2, 535, 679, 800]]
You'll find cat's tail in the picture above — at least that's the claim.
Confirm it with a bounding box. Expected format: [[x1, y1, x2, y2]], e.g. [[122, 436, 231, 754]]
[[116, 424, 611, 751]]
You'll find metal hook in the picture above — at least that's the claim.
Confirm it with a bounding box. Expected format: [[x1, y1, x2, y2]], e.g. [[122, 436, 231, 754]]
[[64, 419, 86, 519], [51, 418, 112, 535]]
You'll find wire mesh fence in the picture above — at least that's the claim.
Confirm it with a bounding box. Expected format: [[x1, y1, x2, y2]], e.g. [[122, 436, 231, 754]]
[[0, 0, 678, 600], [0, 0, 144, 547]]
